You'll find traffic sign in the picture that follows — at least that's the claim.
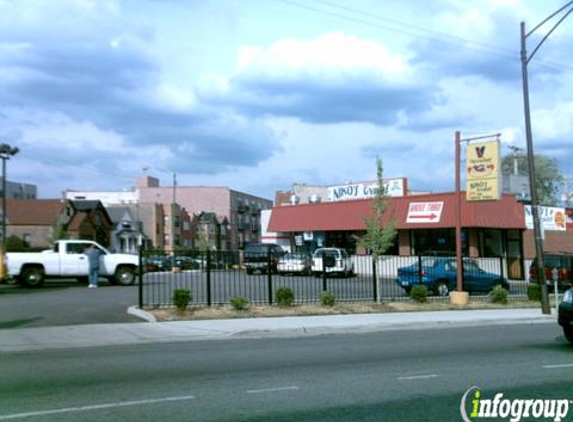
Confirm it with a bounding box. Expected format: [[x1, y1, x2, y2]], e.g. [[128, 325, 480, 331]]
[[406, 201, 444, 223]]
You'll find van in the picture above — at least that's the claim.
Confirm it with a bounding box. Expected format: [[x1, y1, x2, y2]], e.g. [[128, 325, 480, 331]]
[[244, 243, 284, 275]]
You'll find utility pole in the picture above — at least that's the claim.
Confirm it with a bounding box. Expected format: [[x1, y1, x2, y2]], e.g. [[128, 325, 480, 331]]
[[508, 145, 523, 176], [520, 2, 573, 314], [172, 172, 177, 253]]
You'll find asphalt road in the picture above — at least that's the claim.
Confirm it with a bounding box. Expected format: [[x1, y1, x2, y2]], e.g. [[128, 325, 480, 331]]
[[1, 323, 572, 422], [0, 280, 140, 329]]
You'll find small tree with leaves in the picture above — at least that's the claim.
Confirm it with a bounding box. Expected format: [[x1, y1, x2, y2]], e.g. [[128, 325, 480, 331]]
[[359, 157, 397, 259], [360, 158, 397, 302]]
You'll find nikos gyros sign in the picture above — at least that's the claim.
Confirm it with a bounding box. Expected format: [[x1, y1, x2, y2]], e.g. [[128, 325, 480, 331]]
[[326, 178, 406, 202], [466, 140, 501, 202]]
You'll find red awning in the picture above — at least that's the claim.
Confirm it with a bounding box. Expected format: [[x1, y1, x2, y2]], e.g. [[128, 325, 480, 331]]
[[267, 192, 526, 232]]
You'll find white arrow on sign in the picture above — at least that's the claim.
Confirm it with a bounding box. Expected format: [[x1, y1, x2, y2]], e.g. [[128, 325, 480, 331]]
[[406, 202, 444, 223]]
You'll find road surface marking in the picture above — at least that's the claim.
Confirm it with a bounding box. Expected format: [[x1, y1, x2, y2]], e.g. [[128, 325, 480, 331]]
[[246, 386, 300, 394], [397, 374, 439, 381], [0, 395, 196, 420], [543, 363, 573, 369]]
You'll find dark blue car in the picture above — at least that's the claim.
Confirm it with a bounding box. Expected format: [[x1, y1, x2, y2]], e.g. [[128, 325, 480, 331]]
[[395, 257, 509, 296]]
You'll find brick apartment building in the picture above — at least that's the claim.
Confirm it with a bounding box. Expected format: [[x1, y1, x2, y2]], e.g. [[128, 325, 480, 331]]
[[135, 176, 272, 250], [65, 176, 272, 250]]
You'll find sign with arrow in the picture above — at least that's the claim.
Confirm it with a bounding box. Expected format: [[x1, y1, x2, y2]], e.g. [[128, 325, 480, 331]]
[[406, 202, 444, 224]]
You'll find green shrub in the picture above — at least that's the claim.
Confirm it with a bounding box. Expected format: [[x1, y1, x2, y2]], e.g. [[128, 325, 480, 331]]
[[173, 289, 192, 311], [319, 291, 336, 307], [527, 283, 541, 302], [410, 285, 428, 303], [276, 286, 295, 307], [489, 285, 508, 304], [230, 296, 249, 311]]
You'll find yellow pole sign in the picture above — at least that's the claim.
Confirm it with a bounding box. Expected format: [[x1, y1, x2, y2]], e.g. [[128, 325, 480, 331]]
[[466, 140, 501, 201]]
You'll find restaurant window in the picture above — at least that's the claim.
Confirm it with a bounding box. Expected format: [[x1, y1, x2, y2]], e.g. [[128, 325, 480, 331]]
[[479, 229, 503, 257], [410, 229, 468, 256]]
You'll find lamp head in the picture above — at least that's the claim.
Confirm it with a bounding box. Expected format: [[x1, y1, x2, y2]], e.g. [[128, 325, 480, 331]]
[[0, 144, 19, 157]]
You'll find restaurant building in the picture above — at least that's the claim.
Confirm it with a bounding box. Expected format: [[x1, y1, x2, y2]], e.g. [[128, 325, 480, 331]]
[[267, 190, 573, 280]]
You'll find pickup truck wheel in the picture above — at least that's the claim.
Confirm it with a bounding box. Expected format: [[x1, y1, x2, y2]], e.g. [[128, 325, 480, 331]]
[[114, 266, 136, 286], [21, 267, 45, 288], [246, 268, 253, 275]]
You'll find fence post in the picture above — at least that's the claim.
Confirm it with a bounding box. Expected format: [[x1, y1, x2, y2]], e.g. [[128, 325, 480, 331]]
[[321, 256, 328, 292], [499, 256, 505, 281], [206, 249, 212, 307], [267, 248, 273, 304], [138, 246, 143, 309], [417, 255, 423, 284], [372, 255, 378, 303]]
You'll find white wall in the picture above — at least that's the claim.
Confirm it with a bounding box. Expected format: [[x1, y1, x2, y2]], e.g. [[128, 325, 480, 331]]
[[260, 209, 291, 252]]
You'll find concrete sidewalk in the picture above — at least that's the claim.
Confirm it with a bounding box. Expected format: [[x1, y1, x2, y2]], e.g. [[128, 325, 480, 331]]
[[0, 308, 556, 353]]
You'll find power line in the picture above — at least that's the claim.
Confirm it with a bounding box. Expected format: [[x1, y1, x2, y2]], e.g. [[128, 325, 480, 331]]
[[274, 0, 516, 59], [312, 0, 516, 56], [273, 0, 573, 76]]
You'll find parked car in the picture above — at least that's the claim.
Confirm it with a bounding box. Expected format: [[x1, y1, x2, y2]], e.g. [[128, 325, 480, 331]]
[[558, 288, 573, 343], [277, 253, 312, 275], [143, 255, 172, 272], [395, 257, 509, 296], [244, 243, 285, 275], [529, 253, 573, 292], [311, 248, 354, 277]]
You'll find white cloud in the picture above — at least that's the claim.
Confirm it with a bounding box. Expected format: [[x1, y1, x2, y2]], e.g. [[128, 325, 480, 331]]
[[235, 32, 414, 83], [533, 101, 573, 142]]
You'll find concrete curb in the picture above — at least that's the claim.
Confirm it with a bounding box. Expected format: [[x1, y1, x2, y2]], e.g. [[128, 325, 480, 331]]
[[0, 309, 557, 353], [127, 306, 157, 323], [231, 316, 555, 340]]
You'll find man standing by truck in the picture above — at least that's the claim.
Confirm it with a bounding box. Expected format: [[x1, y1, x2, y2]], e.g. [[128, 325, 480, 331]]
[[85, 244, 101, 288]]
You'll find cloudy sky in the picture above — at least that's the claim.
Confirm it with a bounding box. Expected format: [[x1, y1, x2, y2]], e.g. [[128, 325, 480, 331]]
[[2, 0, 572, 200]]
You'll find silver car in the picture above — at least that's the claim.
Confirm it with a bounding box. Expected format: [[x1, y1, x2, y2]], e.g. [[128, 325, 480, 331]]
[[277, 253, 312, 275]]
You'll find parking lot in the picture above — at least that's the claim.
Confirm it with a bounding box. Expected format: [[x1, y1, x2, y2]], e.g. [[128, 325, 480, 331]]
[[0, 266, 531, 329], [0, 280, 141, 329], [141, 268, 529, 307]]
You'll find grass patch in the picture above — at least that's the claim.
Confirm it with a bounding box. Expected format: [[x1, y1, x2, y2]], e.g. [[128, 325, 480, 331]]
[[148, 300, 540, 322]]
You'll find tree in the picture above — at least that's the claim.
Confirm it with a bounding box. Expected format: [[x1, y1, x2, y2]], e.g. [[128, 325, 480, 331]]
[[359, 157, 397, 259], [6, 235, 28, 252], [501, 153, 564, 206], [194, 230, 210, 252]]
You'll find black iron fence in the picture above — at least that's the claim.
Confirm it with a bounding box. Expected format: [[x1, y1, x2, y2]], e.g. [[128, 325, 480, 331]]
[[138, 249, 529, 308]]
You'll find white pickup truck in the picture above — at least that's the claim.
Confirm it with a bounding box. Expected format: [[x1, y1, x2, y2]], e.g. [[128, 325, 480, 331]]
[[6, 240, 139, 287]]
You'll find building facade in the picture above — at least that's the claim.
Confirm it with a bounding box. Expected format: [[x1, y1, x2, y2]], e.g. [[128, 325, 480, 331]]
[[1, 179, 37, 199], [136, 176, 272, 250], [5, 199, 112, 249]]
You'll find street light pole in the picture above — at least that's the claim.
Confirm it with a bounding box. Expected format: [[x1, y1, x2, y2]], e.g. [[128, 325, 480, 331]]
[[520, 2, 573, 315], [0, 143, 19, 279]]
